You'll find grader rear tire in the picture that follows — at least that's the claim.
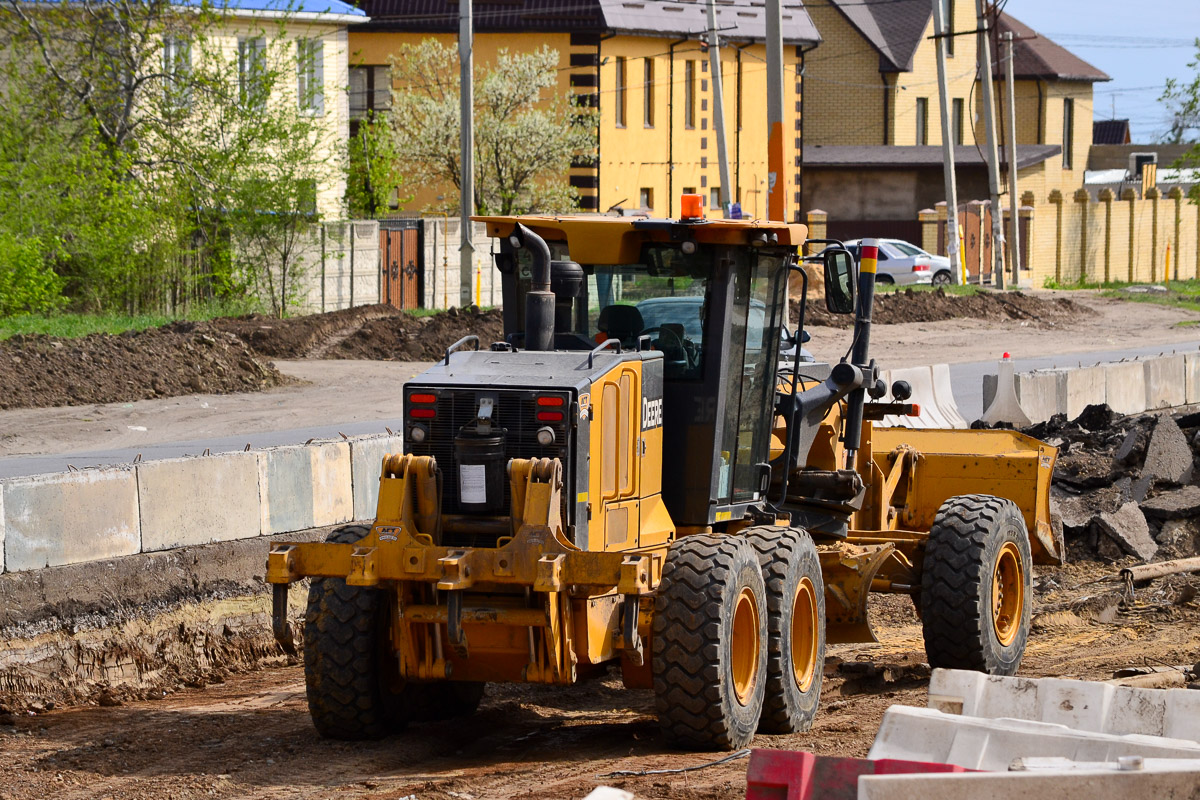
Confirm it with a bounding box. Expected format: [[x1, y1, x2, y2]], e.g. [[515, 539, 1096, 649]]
[[743, 526, 826, 734], [652, 535, 768, 750], [920, 495, 1032, 676], [304, 525, 405, 740]]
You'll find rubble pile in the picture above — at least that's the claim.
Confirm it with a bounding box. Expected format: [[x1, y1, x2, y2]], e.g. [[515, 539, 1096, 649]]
[[1033, 404, 1200, 564]]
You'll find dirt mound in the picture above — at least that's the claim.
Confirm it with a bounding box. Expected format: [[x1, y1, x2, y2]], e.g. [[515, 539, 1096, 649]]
[[0, 328, 287, 411], [798, 288, 1088, 328], [197, 304, 398, 359], [330, 307, 505, 361]]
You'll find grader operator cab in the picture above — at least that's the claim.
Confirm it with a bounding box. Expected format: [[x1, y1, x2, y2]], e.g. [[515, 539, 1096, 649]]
[[267, 203, 1059, 750]]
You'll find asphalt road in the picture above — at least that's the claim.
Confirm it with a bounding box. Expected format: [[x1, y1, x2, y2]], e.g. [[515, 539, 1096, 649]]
[[1, 339, 1196, 480]]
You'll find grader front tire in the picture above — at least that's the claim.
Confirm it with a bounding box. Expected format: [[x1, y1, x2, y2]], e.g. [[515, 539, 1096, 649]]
[[304, 525, 403, 740], [744, 526, 826, 734], [652, 535, 768, 750], [920, 495, 1033, 676]]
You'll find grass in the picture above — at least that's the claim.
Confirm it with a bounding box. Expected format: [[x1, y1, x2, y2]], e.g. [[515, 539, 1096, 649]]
[[874, 282, 982, 297], [1042, 277, 1200, 315], [0, 299, 264, 340]]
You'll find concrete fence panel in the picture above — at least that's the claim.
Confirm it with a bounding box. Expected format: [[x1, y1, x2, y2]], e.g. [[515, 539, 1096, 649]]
[[138, 452, 262, 552], [0, 468, 141, 572]]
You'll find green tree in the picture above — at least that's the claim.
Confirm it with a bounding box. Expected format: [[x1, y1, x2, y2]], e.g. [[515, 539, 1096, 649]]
[[346, 111, 406, 218], [0, 233, 64, 315], [388, 40, 597, 215], [0, 0, 342, 316], [1162, 39, 1200, 204]]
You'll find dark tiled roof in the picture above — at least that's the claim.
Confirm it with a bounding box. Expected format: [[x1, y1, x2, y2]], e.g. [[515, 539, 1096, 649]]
[[826, 0, 930, 72], [358, 0, 819, 43], [997, 13, 1109, 82], [1093, 119, 1132, 145], [804, 144, 1063, 170]]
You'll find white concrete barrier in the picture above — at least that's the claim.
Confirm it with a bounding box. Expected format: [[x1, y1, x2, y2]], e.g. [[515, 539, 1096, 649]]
[[1014, 370, 1061, 424], [858, 764, 1200, 800], [0, 434, 403, 574], [1145, 355, 1187, 410], [1059, 364, 1107, 420], [1, 468, 141, 571], [138, 452, 263, 552], [349, 435, 406, 521], [1185, 352, 1200, 405], [867, 705, 1200, 772], [928, 668, 1200, 743], [1104, 361, 1148, 415], [880, 365, 967, 429], [258, 441, 353, 535]]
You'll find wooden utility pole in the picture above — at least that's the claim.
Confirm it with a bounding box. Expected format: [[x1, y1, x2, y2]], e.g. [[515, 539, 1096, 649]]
[[458, 0, 475, 306], [932, 0, 962, 284], [1003, 31, 1022, 284], [766, 0, 785, 221], [707, 0, 732, 216], [975, 0, 1005, 289]]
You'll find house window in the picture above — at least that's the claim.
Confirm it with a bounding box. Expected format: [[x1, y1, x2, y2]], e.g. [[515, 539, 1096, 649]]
[[710, 188, 721, 212], [684, 60, 696, 129], [643, 57, 654, 127], [639, 187, 653, 211], [238, 37, 267, 110], [297, 38, 324, 115], [349, 65, 392, 120], [952, 97, 964, 145], [1062, 98, 1075, 169], [162, 35, 191, 111], [916, 97, 928, 145], [614, 56, 627, 128], [682, 186, 696, 196], [946, 0, 955, 56]]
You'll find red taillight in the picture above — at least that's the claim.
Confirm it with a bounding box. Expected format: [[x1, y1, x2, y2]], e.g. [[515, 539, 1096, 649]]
[[912, 264, 930, 272], [410, 408, 436, 419], [409, 393, 436, 404], [537, 396, 564, 407], [536, 411, 563, 422]]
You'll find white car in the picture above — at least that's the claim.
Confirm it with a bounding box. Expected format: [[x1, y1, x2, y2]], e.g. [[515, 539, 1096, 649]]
[[838, 239, 953, 287]]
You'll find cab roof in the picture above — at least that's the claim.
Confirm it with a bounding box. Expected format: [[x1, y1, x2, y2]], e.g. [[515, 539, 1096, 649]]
[[473, 215, 808, 266]]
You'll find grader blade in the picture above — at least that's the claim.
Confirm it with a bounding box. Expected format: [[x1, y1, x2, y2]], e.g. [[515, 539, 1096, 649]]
[[818, 542, 899, 644]]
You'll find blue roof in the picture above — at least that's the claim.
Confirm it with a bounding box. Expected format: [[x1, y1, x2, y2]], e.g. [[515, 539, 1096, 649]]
[[176, 0, 366, 17]]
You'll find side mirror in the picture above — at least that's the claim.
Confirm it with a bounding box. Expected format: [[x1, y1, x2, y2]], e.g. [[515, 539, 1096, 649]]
[[823, 248, 857, 315]]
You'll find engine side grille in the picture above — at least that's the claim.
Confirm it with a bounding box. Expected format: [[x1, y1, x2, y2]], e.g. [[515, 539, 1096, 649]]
[[407, 387, 572, 547]]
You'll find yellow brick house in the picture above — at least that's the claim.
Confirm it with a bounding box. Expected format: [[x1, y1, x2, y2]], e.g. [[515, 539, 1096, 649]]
[[800, 0, 1108, 241], [348, 0, 819, 221]]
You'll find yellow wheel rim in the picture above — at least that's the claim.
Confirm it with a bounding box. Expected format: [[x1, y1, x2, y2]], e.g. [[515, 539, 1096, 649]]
[[992, 542, 1024, 647], [791, 577, 819, 692], [730, 587, 761, 706]]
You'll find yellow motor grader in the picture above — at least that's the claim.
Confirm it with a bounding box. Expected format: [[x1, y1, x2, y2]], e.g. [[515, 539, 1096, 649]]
[[266, 201, 1058, 749]]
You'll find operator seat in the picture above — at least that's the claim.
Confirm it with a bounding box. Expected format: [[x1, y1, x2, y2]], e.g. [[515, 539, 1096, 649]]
[[596, 305, 644, 348]]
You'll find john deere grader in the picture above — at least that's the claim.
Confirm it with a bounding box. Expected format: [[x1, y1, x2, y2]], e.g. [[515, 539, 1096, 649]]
[[267, 203, 1058, 749]]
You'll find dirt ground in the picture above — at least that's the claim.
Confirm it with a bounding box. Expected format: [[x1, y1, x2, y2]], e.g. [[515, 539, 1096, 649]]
[[0, 563, 1194, 800], [2, 290, 1198, 460]]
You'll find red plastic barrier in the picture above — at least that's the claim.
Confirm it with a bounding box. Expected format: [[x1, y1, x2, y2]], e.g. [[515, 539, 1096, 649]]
[[745, 749, 972, 800]]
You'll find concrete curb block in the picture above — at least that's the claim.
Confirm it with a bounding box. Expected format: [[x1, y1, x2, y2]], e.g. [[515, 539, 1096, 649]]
[[866, 705, 1200, 771], [0, 468, 140, 572], [0, 434, 400, 574], [350, 435, 406, 521], [928, 668, 1200, 742], [138, 451, 262, 552], [259, 441, 353, 535]]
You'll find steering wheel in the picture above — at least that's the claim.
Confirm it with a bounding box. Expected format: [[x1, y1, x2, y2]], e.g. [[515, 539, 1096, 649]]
[[640, 326, 696, 372]]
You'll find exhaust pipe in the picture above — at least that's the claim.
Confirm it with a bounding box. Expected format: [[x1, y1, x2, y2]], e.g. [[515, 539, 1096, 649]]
[[841, 237, 879, 468], [510, 223, 554, 351]]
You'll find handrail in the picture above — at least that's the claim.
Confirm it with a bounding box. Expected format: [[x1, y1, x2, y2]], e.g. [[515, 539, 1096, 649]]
[[587, 338, 622, 368], [443, 335, 479, 365]]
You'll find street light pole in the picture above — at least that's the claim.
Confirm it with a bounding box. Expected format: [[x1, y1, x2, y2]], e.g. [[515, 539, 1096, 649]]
[[976, 0, 1005, 289], [458, 0, 475, 307], [707, 0, 732, 216], [932, 0, 962, 284]]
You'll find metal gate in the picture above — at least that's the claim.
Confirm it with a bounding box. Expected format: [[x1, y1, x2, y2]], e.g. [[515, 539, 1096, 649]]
[[953, 201, 995, 283], [379, 219, 423, 309]]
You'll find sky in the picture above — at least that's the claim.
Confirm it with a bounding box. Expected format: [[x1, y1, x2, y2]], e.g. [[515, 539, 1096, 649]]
[[1005, 0, 1199, 143]]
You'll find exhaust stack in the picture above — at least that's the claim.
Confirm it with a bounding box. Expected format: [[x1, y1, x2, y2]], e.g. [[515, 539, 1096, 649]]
[[510, 223, 554, 351]]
